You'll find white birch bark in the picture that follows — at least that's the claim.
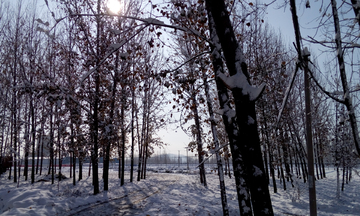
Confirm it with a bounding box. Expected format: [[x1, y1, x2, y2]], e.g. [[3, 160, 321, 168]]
[[332, 0, 360, 156]]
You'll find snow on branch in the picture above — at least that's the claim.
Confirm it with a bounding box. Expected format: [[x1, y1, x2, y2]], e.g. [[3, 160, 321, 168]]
[[143, 17, 165, 25], [80, 26, 147, 83], [109, 40, 127, 50], [218, 72, 265, 102], [196, 142, 230, 168], [68, 14, 208, 41]]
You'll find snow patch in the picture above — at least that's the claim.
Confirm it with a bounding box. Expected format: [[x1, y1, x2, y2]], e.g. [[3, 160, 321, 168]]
[[247, 116, 255, 125], [218, 72, 265, 101], [109, 40, 127, 50], [143, 17, 165, 25], [253, 165, 263, 176]]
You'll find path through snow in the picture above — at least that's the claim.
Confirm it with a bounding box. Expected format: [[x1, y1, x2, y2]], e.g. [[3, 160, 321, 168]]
[[0, 166, 359, 215], [65, 174, 179, 216]]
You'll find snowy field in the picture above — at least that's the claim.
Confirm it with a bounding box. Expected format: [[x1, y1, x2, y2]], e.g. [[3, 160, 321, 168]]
[[0, 166, 359, 215]]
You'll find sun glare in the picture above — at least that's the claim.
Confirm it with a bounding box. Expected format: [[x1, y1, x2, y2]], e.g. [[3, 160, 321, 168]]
[[107, 0, 122, 14]]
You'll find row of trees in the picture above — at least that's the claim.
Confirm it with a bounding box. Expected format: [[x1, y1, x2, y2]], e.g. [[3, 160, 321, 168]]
[[1, 0, 360, 215], [0, 0, 168, 191]]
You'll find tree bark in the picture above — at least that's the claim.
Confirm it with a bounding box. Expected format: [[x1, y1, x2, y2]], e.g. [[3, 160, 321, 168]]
[[304, 52, 317, 216], [30, 93, 36, 183], [205, 0, 273, 215], [90, 0, 101, 195], [192, 92, 206, 186], [137, 102, 143, 182], [130, 78, 135, 183], [331, 0, 360, 157], [207, 8, 252, 215], [104, 51, 119, 190], [203, 76, 228, 215], [350, 0, 360, 28], [120, 92, 126, 186]]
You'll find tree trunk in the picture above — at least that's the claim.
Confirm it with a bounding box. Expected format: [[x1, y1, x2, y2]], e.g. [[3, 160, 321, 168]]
[[350, 0, 360, 28], [336, 167, 340, 198], [73, 151, 76, 186], [303, 51, 317, 216], [137, 104, 142, 182], [331, 0, 360, 157], [70, 152, 73, 178], [139, 83, 148, 181], [30, 95, 36, 184], [203, 76, 228, 215], [104, 51, 119, 191], [24, 101, 30, 181], [130, 80, 135, 183], [78, 156, 83, 181], [277, 143, 286, 190], [205, 1, 273, 214], [119, 141, 122, 179], [192, 93, 206, 186], [120, 93, 126, 186], [88, 159, 91, 177], [90, 0, 101, 195], [40, 129, 44, 176], [207, 10, 252, 215]]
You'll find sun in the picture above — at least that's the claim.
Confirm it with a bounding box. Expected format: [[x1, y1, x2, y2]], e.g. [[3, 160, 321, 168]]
[[107, 0, 122, 14]]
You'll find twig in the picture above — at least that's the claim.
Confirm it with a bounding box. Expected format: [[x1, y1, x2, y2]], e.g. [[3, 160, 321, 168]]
[[196, 143, 229, 168]]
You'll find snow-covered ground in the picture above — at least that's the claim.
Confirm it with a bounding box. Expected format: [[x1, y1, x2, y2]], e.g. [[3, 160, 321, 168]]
[[0, 166, 359, 215]]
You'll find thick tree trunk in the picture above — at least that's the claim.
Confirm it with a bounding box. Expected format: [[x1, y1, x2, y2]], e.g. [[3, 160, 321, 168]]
[[205, 1, 273, 215], [207, 9, 252, 215]]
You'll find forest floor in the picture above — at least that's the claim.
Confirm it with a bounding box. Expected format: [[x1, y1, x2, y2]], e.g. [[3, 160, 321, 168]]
[[0, 165, 359, 215]]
